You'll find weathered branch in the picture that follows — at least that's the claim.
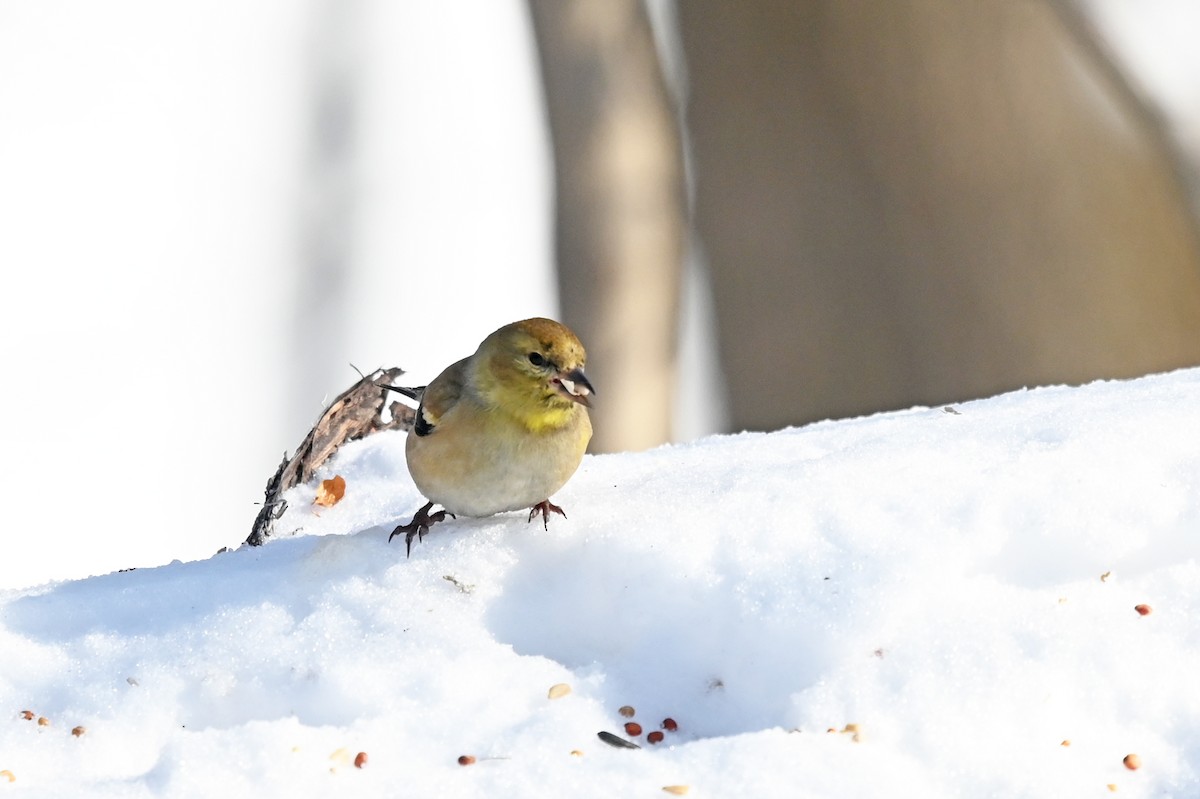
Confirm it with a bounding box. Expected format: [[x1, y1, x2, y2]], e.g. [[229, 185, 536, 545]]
[[246, 367, 415, 546]]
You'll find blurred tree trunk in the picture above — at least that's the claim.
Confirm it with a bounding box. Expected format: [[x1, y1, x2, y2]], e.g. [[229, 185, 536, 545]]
[[528, 0, 687, 452], [678, 0, 1200, 432], [292, 0, 361, 439]]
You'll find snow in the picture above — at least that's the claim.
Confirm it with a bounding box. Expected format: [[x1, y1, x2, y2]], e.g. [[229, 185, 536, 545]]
[[3, 368, 1199, 797]]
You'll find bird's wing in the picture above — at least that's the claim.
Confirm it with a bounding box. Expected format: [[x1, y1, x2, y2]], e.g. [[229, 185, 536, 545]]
[[413, 357, 468, 437]]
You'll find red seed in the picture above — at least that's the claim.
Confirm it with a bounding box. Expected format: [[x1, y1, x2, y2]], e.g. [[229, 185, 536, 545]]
[[1123, 753, 1142, 770], [624, 722, 643, 737], [353, 752, 367, 769], [1134, 604, 1152, 616], [662, 718, 678, 732], [647, 731, 665, 744], [458, 755, 476, 766]]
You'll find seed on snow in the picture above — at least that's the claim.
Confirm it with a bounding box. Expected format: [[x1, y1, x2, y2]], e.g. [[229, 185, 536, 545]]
[[662, 718, 678, 732], [458, 755, 476, 766], [597, 731, 640, 749], [618, 705, 636, 718], [647, 731, 665, 744], [1123, 753, 1142, 770], [1134, 604, 1152, 616], [548, 683, 572, 700]]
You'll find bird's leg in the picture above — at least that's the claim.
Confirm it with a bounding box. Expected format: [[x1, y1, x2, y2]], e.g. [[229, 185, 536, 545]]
[[527, 499, 567, 531], [389, 501, 454, 557]]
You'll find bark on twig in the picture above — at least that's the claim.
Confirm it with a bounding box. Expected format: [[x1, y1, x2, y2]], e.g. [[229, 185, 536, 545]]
[[246, 367, 415, 546]]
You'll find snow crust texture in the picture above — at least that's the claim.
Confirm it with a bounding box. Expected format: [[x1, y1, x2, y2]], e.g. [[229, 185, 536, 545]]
[[2, 369, 1198, 797]]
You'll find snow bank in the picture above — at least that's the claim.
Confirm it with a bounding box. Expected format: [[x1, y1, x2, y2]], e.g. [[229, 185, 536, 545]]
[[2, 368, 1198, 797]]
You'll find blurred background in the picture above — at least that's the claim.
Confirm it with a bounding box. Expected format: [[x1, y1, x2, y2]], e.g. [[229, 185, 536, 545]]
[[3, 0, 1199, 588]]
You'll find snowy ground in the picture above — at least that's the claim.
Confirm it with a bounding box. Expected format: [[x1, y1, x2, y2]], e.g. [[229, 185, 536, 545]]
[[1, 368, 1198, 797]]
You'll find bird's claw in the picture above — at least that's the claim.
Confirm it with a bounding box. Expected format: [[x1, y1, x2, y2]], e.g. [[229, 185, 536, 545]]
[[389, 501, 454, 557], [528, 500, 566, 531]]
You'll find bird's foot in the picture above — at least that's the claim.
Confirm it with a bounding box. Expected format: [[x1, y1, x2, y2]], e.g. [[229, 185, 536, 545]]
[[527, 499, 566, 531], [389, 501, 454, 557]]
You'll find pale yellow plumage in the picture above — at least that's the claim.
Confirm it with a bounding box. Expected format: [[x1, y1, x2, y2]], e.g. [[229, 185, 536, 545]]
[[391, 318, 594, 554]]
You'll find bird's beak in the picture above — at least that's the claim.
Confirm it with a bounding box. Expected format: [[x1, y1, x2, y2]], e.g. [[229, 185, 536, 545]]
[[555, 367, 595, 407]]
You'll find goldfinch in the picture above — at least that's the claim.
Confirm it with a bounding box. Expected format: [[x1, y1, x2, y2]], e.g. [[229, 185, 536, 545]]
[[390, 317, 594, 555]]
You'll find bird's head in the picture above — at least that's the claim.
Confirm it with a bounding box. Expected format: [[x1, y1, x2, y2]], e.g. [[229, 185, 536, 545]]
[[475, 317, 595, 428]]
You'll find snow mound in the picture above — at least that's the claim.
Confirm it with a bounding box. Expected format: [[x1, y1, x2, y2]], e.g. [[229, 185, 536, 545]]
[[2, 369, 1199, 797]]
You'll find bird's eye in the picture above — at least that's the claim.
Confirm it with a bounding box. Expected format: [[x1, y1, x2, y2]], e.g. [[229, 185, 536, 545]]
[[528, 352, 547, 367]]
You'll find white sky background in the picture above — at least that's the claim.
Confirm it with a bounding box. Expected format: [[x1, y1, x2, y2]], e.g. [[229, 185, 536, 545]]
[[0, 0, 553, 589], [1080, 0, 1200, 171]]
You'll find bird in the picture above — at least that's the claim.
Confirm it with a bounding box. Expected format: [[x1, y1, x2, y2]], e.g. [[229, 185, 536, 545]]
[[389, 317, 594, 556]]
